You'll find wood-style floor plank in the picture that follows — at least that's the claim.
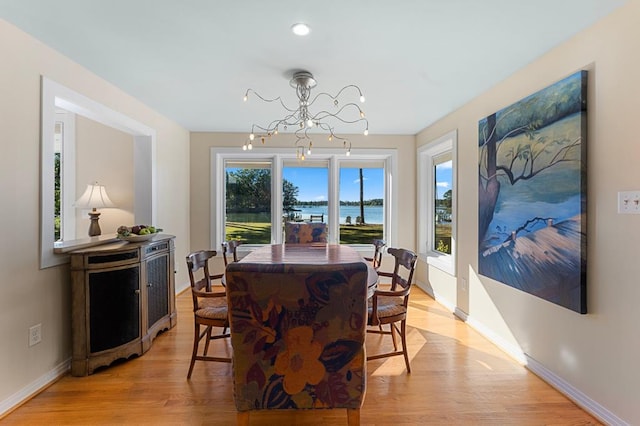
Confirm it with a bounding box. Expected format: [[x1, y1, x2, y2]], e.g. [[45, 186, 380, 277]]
[[2, 287, 600, 425]]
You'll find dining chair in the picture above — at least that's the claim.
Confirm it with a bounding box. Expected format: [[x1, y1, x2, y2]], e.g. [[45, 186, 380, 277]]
[[185, 250, 231, 379], [225, 261, 368, 425], [221, 240, 242, 266], [366, 247, 418, 373], [284, 221, 328, 243], [363, 239, 386, 271]]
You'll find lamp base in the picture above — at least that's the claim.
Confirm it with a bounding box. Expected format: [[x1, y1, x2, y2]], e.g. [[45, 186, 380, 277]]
[[87, 211, 102, 237]]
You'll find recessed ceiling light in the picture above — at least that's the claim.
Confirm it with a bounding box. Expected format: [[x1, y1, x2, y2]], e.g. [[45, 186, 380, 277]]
[[291, 23, 310, 36]]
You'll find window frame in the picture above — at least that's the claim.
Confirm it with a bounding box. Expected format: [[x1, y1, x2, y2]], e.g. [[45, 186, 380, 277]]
[[417, 130, 457, 276], [211, 147, 397, 253]]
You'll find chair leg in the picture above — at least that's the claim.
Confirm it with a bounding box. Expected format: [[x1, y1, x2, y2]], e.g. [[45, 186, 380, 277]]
[[203, 325, 212, 356], [390, 322, 398, 351], [187, 323, 201, 379], [237, 411, 249, 426], [347, 408, 360, 426], [400, 319, 411, 373]]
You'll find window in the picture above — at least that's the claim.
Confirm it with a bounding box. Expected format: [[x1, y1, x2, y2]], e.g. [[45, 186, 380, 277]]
[[339, 162, 384, 244], [418, 130, 457, 275], [224, 161, 272, 244], [433, 152, 452, 254], [283, 160, 329, 228], [54, 111, 77, 243], [211, 148, 396, 251]]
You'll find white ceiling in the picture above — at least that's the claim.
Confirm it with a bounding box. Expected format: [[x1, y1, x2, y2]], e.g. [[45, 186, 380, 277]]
[[0, 0, 626, 135]]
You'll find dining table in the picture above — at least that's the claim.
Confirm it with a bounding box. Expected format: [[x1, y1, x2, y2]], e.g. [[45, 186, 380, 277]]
[[232, 243, 379, 298]]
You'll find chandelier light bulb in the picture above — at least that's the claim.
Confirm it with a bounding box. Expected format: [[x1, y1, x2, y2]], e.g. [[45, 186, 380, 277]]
[[248, 142, 253, 150], [243, 95, 248, 102], [364, 129, 369, 136], [301, 153, 305, 161], [242, 144, 247, 151], [346, 149, 351, 156], [249, 133, 255, 141], [328, 135, 333, 141], [307, 119, 314, 127], [360, 95, 365, 103], [360, 111, 365, 118]]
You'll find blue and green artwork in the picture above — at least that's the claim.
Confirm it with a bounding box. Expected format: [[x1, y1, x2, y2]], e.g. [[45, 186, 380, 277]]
[[478, 71, 587, 314]]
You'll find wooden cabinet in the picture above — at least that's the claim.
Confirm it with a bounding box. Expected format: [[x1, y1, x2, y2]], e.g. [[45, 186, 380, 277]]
[[70, 235, 176, 376]]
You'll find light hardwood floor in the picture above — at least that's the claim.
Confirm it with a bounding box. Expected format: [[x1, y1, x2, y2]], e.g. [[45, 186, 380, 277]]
[[3, 287, 599, 425]]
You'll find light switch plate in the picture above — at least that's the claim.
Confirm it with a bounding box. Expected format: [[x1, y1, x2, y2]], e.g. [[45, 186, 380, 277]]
[[618, 191, 640, 214]]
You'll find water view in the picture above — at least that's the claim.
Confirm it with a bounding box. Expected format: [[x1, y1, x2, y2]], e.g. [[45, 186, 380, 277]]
[[293, 205, 383, 224], [227, 205, 383, 224]]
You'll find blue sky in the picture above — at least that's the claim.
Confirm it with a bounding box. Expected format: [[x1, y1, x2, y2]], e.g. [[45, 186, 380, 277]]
[[435, 160, 453, 199], [283, 167, 384, 202]]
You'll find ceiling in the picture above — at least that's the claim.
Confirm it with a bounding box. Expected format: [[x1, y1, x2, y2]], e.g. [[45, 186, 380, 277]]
[[0, 0, 626, 135]]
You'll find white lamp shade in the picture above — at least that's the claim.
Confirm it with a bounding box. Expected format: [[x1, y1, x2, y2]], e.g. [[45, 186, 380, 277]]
[[74, 183, 115, 209]]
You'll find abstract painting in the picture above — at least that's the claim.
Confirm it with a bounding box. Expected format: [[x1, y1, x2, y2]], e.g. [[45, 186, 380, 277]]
[[478, 71, 587, 313]]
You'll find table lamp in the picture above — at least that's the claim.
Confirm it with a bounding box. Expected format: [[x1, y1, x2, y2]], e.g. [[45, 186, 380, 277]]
[[74, 182, 115, 236]]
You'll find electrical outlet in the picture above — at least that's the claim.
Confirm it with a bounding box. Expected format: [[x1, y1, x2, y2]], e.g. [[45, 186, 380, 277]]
[[618, 191, 640, 214], [29, 324, 42, 347]]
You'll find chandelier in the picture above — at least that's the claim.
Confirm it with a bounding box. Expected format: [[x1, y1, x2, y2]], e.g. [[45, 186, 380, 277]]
[[242, 71, 368, 159]]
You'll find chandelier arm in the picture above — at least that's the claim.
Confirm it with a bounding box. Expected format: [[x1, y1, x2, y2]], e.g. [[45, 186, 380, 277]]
[[315, 122, 335, 133], [309, 103, 365, 121], [313, 111, 369, 127], [333, 84, 364, 99], [307, 85, 364, 107], [312, 122, 348, 143], [245, 89, 298, 113], [251, 112, 302, 135], [294, 130, 310, 146]]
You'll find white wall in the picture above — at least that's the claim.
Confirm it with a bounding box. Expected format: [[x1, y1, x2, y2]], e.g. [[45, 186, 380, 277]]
[[0, 19, 190, 413], [75, 115, 135, 237], [415, 1, 640, 423]]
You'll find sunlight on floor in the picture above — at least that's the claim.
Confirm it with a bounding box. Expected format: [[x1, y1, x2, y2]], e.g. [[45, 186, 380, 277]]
[[368, 327, 426, 377]]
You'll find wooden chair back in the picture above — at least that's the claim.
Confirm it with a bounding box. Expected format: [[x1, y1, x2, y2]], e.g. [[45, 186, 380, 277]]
[[364, 239, 386, 270], [386, 247, 417, 292], [186, 250, 217, 305], [221, 240, 242, 266]]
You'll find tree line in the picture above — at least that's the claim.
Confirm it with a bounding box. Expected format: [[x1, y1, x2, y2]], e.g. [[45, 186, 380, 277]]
[[226, 168, 381, 224]]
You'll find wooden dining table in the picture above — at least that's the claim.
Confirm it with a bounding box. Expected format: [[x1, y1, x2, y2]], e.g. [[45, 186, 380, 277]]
[[233, 243, 379, 298]]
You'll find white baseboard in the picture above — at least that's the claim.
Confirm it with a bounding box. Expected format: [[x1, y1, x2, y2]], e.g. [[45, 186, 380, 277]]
[[0, 358, 70, 418], [525, 356, 629, 426], [453, 307, 468, 321], [463, 313, 527, 365], [175, 280, 190, 295], [414, 281, 626, 425]]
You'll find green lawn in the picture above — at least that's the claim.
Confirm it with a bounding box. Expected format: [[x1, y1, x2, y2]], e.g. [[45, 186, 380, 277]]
[[225, 222, 383, 244]]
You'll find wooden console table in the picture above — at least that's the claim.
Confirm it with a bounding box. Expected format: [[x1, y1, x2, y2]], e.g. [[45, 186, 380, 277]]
[[69, 235, 176, 376]]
